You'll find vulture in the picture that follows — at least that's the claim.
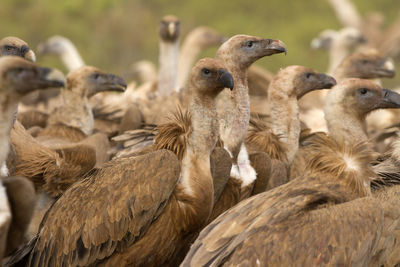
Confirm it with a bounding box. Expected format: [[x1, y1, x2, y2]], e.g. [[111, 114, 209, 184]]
[[37, 35, 85, 71], [6, 58, 235, 267], [11, 66, 127, 196], [0, 56, 64, 259], [157, 15, 180, 96], [246, 66, 336, 191], [291, 79, 400, 180]]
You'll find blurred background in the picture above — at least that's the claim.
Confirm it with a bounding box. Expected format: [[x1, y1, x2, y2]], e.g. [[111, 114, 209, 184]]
[[1, 0, 399, 86]]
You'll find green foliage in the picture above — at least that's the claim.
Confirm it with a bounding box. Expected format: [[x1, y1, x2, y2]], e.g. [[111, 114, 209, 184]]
[[0, 0, 399, 86]]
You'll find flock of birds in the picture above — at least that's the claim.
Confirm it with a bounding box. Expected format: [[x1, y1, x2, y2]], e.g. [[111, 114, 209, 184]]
[[1, 0, 400, 266]]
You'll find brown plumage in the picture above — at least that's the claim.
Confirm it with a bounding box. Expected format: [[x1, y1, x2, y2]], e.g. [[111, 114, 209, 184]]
[[17, 110, 48, 129], [181, 135, 378, 266], [291, 79, 400, 186], [2, 176, 35, 256], [245, 66, 336, 195], [0, 56, 65, 261], [6, 58, 234, 267]]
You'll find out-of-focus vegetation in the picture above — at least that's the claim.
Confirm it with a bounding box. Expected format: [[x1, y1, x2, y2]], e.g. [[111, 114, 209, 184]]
[[1, 0, 399, 86]]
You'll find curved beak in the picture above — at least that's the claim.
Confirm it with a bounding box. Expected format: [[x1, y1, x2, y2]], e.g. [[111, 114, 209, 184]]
[[376, 89, 400, 109], [297, 73, 336, 99], [263, 39, 287, 56], [21, 45, 36, 62], [218, 69, 234, 90], [17, 67, 65, 93], [97, 74, 127, 94]]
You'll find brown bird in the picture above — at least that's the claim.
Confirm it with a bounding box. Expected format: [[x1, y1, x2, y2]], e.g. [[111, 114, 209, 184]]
[[6, 58, 235, 267], [181, 133, 379, 266], [291, 79, 400, 180], [0, 56, 64, 260], [246, 66, 336, 191]]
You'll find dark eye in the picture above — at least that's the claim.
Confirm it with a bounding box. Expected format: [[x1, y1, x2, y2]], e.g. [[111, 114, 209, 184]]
[[246, 41, 254, 48], [305, 72, 313, 79], [359, 88, 368, 95], [202, 68, 211, 76], [361, 60, 368, 65], [4, 46, 12, 51], [93, 73, 100, 79]]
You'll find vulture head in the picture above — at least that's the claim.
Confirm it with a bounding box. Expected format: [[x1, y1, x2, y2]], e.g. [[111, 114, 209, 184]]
[[66, 66, 127, 97], [270, 65, 336, 100], [190, 58, 234, 96], [337, 49, 395, 79], [0, 56, 64, 96], [0, 36, 36, 62], [216, 35, 287, 69], [325, 78, 400, 117], [159, 15, 180, 43], [188, 26, 226, 48]]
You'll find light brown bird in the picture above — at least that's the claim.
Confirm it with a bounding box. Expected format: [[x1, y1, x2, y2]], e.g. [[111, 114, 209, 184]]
[[246, 66, 336, 191], [6, 58, 235, 267], [0, 56, 64, 260], [181, 132, 380, 266], [291, 79, 400, 179]]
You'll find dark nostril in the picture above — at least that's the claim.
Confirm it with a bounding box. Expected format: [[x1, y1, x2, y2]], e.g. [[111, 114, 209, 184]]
[[218, 69, 227, 76]]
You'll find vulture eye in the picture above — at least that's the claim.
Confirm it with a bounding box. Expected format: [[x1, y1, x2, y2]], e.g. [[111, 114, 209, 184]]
[[305, 72, 313, 79], [202, 68, 211, 76], [93, 73, 101, 79], [246, 41, 254, 48], [361, 60, 368, 65], [4, 45, 12, 51], [359, 88, 368, 95]]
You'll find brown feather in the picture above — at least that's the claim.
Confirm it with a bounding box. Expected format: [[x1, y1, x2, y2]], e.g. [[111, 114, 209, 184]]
[[246, 117, 288, 162], [37, 124, 86, 142], [17, 110, 48, 129]]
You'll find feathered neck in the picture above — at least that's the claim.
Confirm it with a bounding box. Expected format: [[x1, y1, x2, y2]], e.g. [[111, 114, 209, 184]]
[[216, 60, 250, 160], [0, 93, 18, 165], [268, 79, 301, 163], [157, 40, 179, 96], [59, 43, 85, 72], [177, 34, 203, 89], [324, 100, 368, 146], [48, 88, 93, 135]]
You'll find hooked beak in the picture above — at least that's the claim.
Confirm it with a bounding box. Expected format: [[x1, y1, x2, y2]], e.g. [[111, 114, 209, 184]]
[[297, 73, 336, 99], [373, 58, 396, 78], [36, 67, 65, 88], [218, 69, 234, 90], [16, 67, 65, 94], [263, 39, 287, 56], [100, 74, 127, 93], [21, 45, 36, 62], [376, 89, 400, 109]]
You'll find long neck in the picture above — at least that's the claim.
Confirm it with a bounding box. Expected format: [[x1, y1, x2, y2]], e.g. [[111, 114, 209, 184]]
[[177, 92, 218, 227], [217, 63, 249, 159], [177, 35, 202, 89], [157, 41, 179, 96], [0, 95, 17, 165], [49, 89, 93, 135], [60, 44, 85, 72], [268, 86, 300, 163], [324, 104, 368, 145], [328, 42, 350, 75]]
